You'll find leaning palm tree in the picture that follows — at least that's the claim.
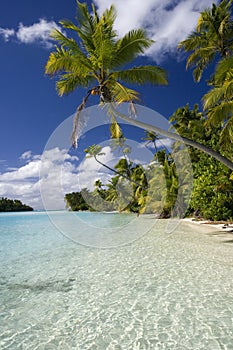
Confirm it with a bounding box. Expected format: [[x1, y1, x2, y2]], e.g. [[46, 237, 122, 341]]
[[178, 0, 233, 82], [46, 1, 233, 170], [203, 56, 233, 148], [45, 1, 167, 147], [85, 144, 146, 189]]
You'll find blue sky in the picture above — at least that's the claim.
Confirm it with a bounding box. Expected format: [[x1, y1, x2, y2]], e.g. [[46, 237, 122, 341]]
[[0, 0, 218, 209]]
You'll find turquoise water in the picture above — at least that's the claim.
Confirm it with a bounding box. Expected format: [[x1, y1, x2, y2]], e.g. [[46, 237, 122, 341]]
[[0, 211, 233, 349]]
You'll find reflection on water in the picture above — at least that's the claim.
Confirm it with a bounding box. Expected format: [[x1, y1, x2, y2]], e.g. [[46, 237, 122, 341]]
[[0, 212, 233, 349]]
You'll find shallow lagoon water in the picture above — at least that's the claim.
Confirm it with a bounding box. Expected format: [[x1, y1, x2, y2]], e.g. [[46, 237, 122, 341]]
[[0, 211, 233, 349]]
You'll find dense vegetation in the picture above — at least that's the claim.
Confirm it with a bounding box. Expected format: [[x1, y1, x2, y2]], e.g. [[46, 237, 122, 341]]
[[170, 105, 233, 220], [0, 197, 33, 212], [47, 1, 233, 221], [65, 121, 233, 220]]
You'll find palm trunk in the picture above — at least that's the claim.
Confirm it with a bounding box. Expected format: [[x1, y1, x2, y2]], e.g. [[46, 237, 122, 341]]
[[71, 90, 92, 148], [110, 104, 233, 171]]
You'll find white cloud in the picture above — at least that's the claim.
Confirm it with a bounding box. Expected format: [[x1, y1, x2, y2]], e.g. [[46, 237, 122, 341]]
[[94, 0, 219, 62], [0, 161, 41, 181], [0, 1, 219, 58], [0, 18, 62, 48], [0, 148, 79, 210], [0, 27, 15, 41], [16, 19, 61, 47]]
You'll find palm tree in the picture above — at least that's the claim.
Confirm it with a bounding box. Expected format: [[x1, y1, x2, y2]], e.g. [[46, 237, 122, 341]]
[[203, 56, 233, 148], [169, 104, 205, 140], [84, 144, 147, 189], [105, 177, 118, 203], [142, 131, 160, 155], [111, 136, 131, 157], [45, 1, 167, 147], [46, 1, 233, 170], [94, 179, 103, 190], [178, 0, 233, 82], [114, 158, 132, 178]]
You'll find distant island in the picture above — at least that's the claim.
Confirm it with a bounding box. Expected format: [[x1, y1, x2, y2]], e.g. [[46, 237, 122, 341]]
[[0, 197, 33, 212]]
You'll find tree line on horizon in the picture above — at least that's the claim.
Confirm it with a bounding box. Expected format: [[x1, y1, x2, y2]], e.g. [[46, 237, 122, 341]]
[[46, 0, 233, 221], [0, 197, 33, 212]]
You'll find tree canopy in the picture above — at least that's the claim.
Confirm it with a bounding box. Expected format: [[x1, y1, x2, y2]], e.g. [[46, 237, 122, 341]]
[[0, 197, 33, 212]]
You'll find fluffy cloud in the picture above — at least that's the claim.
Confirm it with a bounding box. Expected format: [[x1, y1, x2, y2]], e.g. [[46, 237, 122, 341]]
[[16, 19, 60, 47], [0, 147, 117, 210], [94, 0, 219, 62], [0, 1, 219, 58], [0, 19, 61, 47], [0, 148, 79, 210], [0, 28, 15, 41]]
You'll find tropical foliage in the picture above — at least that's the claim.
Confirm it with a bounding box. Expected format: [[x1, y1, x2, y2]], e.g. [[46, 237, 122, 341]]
[[170, 104, 233, 221], [189, 155, 233, 221], [49, 1, 233, 220], [66, 102, 233, 220], [179, 0, 233, 158], [203, 56, 233, 148], [179, 0, 233, 82]]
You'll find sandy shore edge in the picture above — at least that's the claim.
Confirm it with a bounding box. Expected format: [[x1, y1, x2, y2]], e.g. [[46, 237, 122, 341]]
[[182, 218, 233, 232]]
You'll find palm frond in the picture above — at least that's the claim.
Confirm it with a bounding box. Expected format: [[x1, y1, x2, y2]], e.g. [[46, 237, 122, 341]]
[[45, 47, 75, 76], [186, 47, 215, 68], [214, 56, 233, 83], [58, 19, 94, 52], [77, 3, 117, 56], [114, 29, 154, 67], [203, 87, 226, 110], [112, 66, 168, 85], [76, 1, 96, 34], [90, 18, 116, 71], [197, 12, 206, 32], [219, 116, 233, 146], [46, 34, 94, 74], [178, 32, 205, 51], [225, 80, 233, 99], [56, 73, 93, 96], [112, 82, 140, 103], [100, 4, 117, 29], [110, 119, 123, 139], [50, 29, 80, 53], [59, 19, 80, 32], [206, 101, 233, 127]]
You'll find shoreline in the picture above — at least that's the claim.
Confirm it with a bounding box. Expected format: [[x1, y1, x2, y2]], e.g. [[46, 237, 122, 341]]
[[182, 217, 233, 233]]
